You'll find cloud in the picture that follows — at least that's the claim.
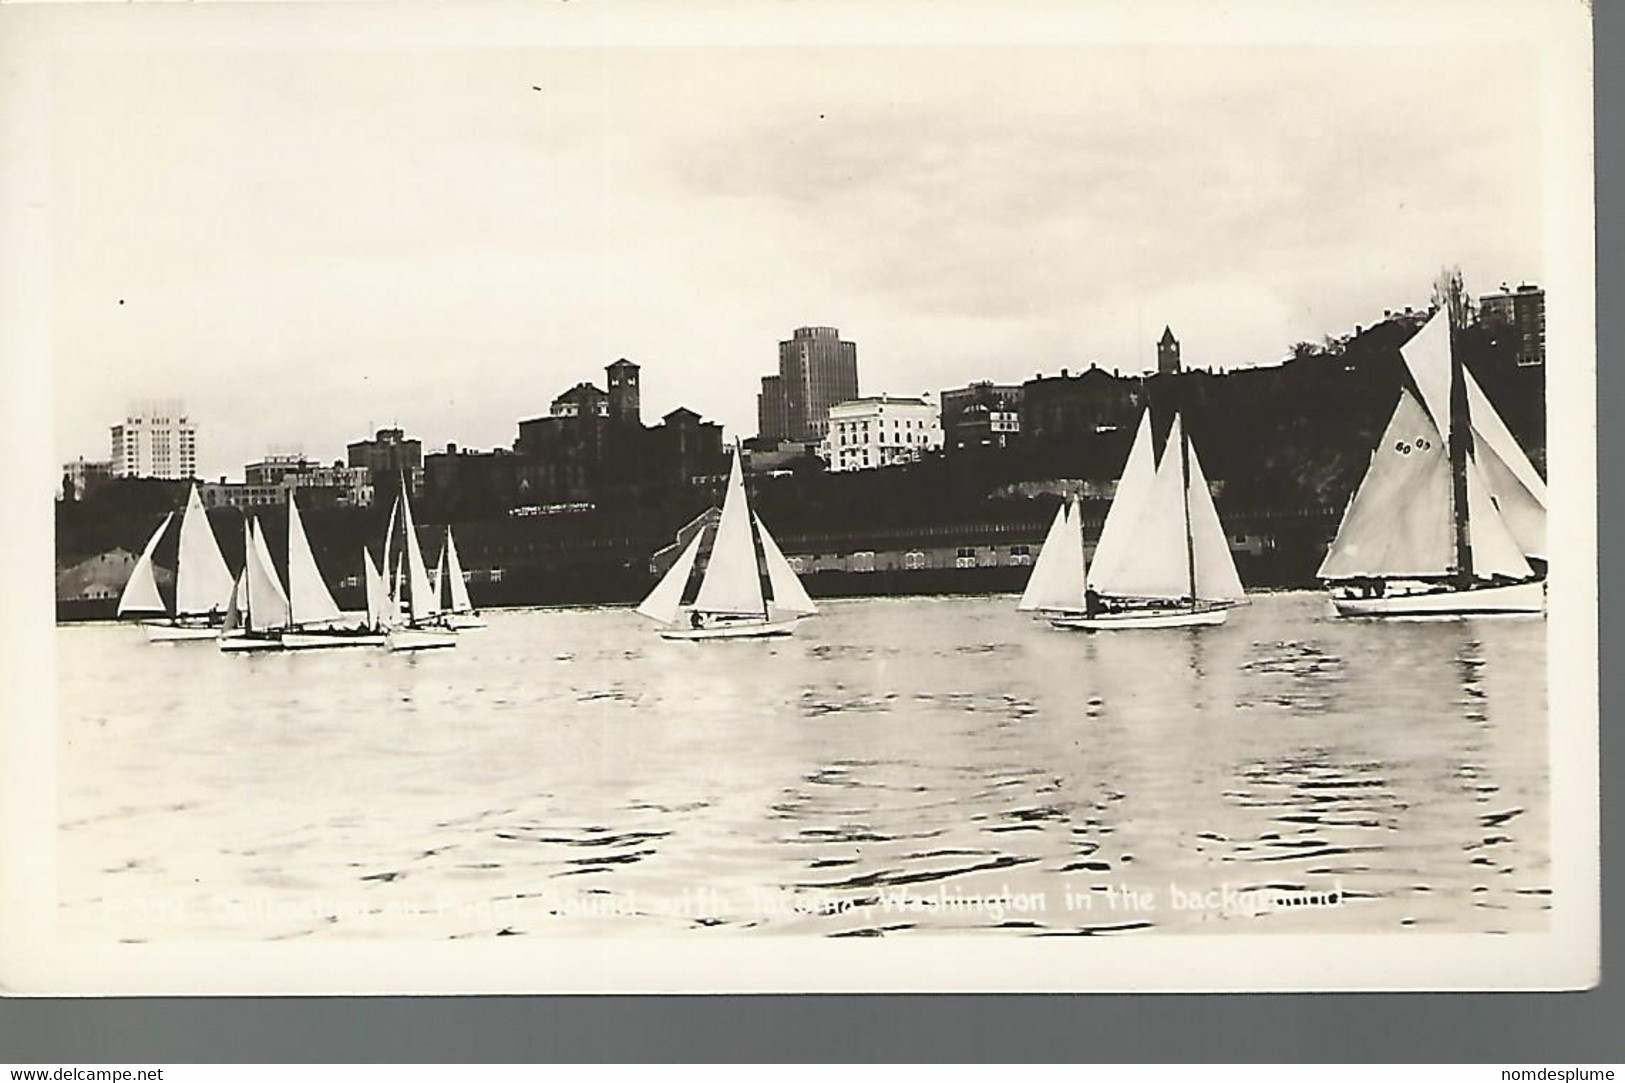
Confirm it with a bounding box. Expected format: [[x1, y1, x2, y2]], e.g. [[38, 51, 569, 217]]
[[49, 42, 1543, 474]]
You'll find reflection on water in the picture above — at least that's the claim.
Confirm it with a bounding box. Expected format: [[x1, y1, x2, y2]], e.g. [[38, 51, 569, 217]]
[[57, 592, 1548, 940]]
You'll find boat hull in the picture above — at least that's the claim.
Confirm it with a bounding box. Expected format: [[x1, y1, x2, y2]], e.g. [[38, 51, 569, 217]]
[[282, 630, 387, 650], [140, 621, 221, 642], [386, 627, 458, 652], [659, 618, 799, 641], [1329, 579, 1545, 617], [219, 633, 284, 653], [1050, 606, 1231, 631], [443, 613, 487, 630]]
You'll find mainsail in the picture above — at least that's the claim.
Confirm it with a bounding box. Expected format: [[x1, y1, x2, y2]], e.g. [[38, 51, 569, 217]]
[[287, 498, 343, 627], [1018, 502, 1072, 612], [222, 569, 245, 633], [380, 497, 399, 609], [1023, 499, 1086, 612], [246, 518, 291, 632], [756, 513, 817, 616], [116, 510, 173, 611], [399, 487, 435, 623], [444, 529, 475, 613], [426, 551, 445, 618], [1465, 452, 1534, 580], [1086, 410, 1157, 592], [1399, 311, 1547, 560], [363, 548, 387, 630], [174, 485, 234, 616], [1186, 441, 1247, 602], [117, 513, 173, 616], [692, 448, 766, 616], [1318, 389, 1454, 580], [636, 530, 705, 624], [1092, 415, 1196, 601]]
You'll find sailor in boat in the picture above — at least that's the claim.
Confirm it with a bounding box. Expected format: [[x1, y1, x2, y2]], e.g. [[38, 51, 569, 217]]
[[690, 611, 705, 630]]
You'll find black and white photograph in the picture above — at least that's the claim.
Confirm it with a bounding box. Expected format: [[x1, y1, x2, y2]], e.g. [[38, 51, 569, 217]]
[[0, 0, 1598, 993]]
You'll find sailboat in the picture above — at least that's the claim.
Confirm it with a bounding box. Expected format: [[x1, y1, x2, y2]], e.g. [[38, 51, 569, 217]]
[[116, 483, 236, 641], [1319, 308, 1545, 616], [1050, 408, 1247, 630], [219, 518, 291, 652], [637, 444, 816, 640], [280, 497, 384, 649], [439, 527, 486, 629], [383, 484, 458, 651], [1016, 496, 1086, 615]]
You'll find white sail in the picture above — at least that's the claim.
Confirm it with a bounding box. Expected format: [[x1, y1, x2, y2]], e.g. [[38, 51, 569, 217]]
[[636, 529, 705, 624], [1466, 376, 1547, 560], [1402, 311, 1546, 560], [380, 497, 399, 612], [1401, 312, 1455, 439], [692, 448, 765, 616], [246, 518, 291, 632], [1087, 409, 1157, 592], [426, 553, 444, 617], [286, 498, 343, 627], [1466, 452, 1534, 580], [223, 569, 245, 633], [174, 485, 234, 616], [1092, 415, 1194, 600], [363, 548, 387, 630], [390, 553, 404, 627], [756, 513, 817, 615], [444, 528, 474, 613], [1018, 502, 1072, 612], [1318, 389, 1453, 580], [1186, 442, 1247, 602], [400, 489, 436, 623], [117, 513, 172, 616]]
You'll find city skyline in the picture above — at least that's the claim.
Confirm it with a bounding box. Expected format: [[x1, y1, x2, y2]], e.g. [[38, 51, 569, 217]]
[[50, 30, 1543, 480]]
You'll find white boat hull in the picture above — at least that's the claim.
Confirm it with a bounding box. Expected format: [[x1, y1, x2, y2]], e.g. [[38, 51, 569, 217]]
[[1329, 579, 1545, 617], [140, 621, 221, 642], [659, 618, 799, 641], [443, 613, 487, 630], [1050, 606, 1231, 631], [219, 633, 284, 653], [282, 630, 387, 650], [386, 627, 458, 652]]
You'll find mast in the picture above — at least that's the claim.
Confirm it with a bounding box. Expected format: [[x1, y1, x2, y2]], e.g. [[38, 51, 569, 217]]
[[241, 520, 253, 628], [1439, 269, 1475, 586], [739, 443, 774, 611], [1178, 412, 1197, 612]]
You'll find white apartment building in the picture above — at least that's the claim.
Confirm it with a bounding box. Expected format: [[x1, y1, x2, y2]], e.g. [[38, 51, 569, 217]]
[[110, 400, 197, 479], [822, 395, 942, 472]]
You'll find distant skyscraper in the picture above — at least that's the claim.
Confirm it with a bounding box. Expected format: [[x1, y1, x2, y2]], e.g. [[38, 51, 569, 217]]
[[760, 326, 859, 443], [110, 400, 197, 479], [757, 374, 790, 442], [1157, 327, 1182, 375]]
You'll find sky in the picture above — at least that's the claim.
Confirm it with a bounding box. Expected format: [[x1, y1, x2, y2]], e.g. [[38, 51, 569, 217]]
[[48, 32, 1545, 480]]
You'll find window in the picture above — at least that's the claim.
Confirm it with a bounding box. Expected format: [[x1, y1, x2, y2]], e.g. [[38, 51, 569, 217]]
[[955, 546, 978, 569], [904, 550, 927, 570], [488, 568, 504, 582], [852, 551, 876, 573]]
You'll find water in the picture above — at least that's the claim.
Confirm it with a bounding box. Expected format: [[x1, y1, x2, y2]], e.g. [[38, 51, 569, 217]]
[[57, 592, 1549, 940]]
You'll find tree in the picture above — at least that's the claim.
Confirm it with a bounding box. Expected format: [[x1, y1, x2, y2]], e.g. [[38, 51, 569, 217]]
[[1431, 265, 1475, 330]]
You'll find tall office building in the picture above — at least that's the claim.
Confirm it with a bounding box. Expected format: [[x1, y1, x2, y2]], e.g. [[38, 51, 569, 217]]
[[759, 326, 859, 443], [110, 400, 197, 479]]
